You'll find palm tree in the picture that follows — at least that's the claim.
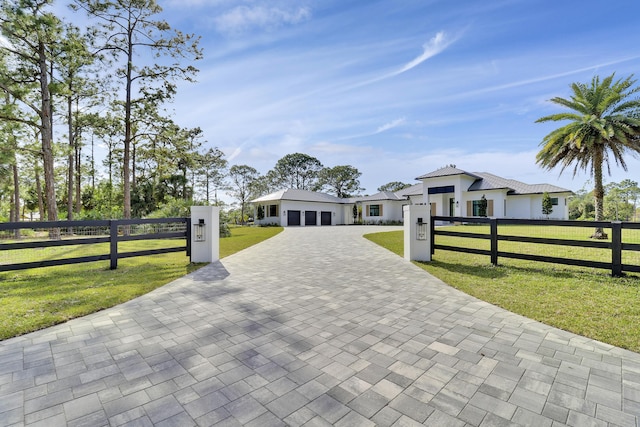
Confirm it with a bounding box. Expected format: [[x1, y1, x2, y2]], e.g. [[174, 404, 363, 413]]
[[536, 73, 640, 239]]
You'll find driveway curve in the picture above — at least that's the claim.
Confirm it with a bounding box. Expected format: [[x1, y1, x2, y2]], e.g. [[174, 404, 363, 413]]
[[2, 225, 640, 426]]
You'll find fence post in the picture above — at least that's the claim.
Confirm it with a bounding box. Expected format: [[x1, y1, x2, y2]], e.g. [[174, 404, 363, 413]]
[[430, 215, 435, 255], [490, 219, 498, 266], [110, 220, 118, 270], [186, 217, 192, 257], [612, 221, 623, 277]]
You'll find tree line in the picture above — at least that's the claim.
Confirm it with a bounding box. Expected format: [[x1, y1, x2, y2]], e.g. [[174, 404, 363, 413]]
[[569, 179, 640, 221], [0, 2, 384, 226], [0, 0, 205, 226], [227, 153, 366, 223]]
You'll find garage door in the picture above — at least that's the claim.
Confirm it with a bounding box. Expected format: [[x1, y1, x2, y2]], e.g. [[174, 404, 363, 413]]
[[287, 210, 301, 226], [321, 211, 332, 225], [305, 211, 317, 226]]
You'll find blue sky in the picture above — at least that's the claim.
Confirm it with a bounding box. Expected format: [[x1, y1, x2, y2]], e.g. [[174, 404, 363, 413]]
[[159, 0, 640, 196]]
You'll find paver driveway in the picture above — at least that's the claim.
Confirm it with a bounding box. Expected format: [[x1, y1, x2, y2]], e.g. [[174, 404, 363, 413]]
[[2, 225, 640, 426]]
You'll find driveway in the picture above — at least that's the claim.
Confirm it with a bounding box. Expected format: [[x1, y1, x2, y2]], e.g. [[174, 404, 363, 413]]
[[1, 226, 640, 426]]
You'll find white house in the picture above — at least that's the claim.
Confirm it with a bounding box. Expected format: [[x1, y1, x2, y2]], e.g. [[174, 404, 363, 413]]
[[417, 166, 571, 220], [356, 191, 406, 224], [251, 166, 572, 226], [251, 189, 354, 226]]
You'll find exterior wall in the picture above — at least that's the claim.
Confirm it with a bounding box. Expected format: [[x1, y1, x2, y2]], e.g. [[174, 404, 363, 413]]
[[407, 195, 422, 205], [279, 200, 346, 226], [505, 196, 531, 219], [361, 200, 405, 223], [254, 202, 282, 226], [426, 193, 451, 216], [422, 175, 477, 217], [509, 193, 570, 220], [343, 204, 358, 225], [464, 190, 508, 218], [418, 177, 571, 220]]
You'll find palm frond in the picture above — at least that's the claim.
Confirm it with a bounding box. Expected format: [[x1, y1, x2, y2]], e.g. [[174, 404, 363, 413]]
[[535, 112, 582, 123]]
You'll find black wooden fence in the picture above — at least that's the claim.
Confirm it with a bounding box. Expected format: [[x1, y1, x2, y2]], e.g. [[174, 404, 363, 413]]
[[0, 218, 191, 272], [430, 216, 640, 277]]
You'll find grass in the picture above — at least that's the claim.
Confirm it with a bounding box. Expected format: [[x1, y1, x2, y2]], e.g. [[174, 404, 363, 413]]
[[0, 225, 282, 340], [430, 224, 640, 265], [364, 227, 640, 353]]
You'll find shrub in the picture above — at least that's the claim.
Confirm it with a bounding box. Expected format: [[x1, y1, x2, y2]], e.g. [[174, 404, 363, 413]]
[[220, 222, 232, 237]]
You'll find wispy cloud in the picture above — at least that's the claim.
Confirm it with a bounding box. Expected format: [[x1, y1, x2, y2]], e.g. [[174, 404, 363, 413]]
[[352, 31, 459, 89], [214, 5, 311, 36], [455, 55, 640, 99], [332, 118, 408, 142], [393, 32, 454, 76], [375, 118, 406, 134]]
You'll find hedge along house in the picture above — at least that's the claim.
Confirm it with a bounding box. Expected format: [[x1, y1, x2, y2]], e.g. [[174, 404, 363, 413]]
[[417, 166, 572, 220]]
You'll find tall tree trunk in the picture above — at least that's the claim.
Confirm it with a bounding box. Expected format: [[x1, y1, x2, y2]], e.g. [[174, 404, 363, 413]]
[[91, 134, 95, 191], [132, 141, 136, 190], [122, 23, 133, 222], [76, 144, 82, 214], [12, 161, 20, 239], [35, 162, 44, 221], [108, 142, 113, 187], [182, 167, 187, 200], [9, 188, 15, 222], [67, 94, 74, 221], [38, 41, 59, 238], [591, 149, 608, 239]]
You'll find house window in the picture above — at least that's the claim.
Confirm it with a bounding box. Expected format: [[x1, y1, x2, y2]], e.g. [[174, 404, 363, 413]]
[[428, 185, 455, 195], [551, 198, 558, 206], [472, 201, 483, 217], [268, 204, 278, 217], [468, 199, 494, 217], [368, 204, 382, 217]]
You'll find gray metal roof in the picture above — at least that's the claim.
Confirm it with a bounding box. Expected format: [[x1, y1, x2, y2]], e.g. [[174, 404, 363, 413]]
[[356, 191, 404, 202], [468, 172, 572, 195], [394, 183, 423, 198], [414, 166, 572, 195], [416, 166, 481, 180], [253, 189, 409, 205], [251, 189, 346, 204]]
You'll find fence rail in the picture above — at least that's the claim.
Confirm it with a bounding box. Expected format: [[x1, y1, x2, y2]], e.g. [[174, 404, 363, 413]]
[[430, 216, 640, 277], [0, 217, 191, 272]]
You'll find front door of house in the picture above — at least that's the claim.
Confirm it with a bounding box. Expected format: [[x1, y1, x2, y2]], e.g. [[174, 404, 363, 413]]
[[449, 198, 455, 216]]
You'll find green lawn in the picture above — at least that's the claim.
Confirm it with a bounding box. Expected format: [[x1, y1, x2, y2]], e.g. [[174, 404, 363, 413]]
[[364, 228, 640, 353], [0, 225, 282, 340]]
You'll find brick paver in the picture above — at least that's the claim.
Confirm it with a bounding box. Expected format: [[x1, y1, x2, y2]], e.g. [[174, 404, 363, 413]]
[[2, 225, 640, 426]]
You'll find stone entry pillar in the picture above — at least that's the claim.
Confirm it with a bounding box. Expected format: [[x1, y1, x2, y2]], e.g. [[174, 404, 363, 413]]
[[190, 206, 220, 263], [403, 204, 431, 262]]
